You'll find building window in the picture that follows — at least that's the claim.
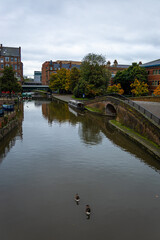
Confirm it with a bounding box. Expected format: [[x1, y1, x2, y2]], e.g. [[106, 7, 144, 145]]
[[5, 57, 9, 62], [50, 67, 53, 70], [14, 65, 17, 70], [155, 81, 158, 85], [11, 57, 14, 62], [152, 81, 154, 85], [0, 58, 3, 62], [14, 57, 17, 62], [1, 64, 4, 68], [5, 64, 10, 67], [148, 71, 150, 74]]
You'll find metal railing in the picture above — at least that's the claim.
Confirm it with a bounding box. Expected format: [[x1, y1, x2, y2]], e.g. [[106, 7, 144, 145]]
[[106, 93, 160, 126]]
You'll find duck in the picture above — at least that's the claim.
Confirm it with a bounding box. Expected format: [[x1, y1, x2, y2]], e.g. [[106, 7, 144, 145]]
[[74, 193, 80, 205], [85, 204, 91, 219]]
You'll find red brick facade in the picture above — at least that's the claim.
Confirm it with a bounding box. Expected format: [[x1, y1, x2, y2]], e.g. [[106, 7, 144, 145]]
[[42, 60, 81, 85], [140, 60, 160, 93]]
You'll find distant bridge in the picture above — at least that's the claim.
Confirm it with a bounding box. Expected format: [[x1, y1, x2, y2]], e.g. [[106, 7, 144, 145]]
[[22, 85, 49, 92]]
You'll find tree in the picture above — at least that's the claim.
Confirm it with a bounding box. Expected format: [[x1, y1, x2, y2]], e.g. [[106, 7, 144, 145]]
[[107, 83, 124, 95], [49, 68, 71, 93], [113, 63, 148, 95], [73, 53, 110, 98], [70, 67, 80, 92], [153, 83, 160, 96], [130, 79, 149, 96], [0, 66, 22, 93]]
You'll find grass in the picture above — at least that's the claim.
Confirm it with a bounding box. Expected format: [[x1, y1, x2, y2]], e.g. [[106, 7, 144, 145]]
[[85, 106, 103, 113], [110, 119, 160, 148]]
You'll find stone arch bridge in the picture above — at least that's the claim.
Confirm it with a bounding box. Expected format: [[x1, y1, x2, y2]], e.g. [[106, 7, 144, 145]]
[[85, 94, 160, 146]]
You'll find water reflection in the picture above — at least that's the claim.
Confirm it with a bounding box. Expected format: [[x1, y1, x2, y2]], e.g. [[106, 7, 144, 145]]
[[0, 102, 23, 162], [42, 100, 160, 172]]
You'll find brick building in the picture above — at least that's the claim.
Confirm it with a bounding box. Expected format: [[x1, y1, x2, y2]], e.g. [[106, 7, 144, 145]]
[[140, 59, 160, 93], [106, 60, 130, 85], [0, 44, 23, 82], [42, 60, 81, 85]]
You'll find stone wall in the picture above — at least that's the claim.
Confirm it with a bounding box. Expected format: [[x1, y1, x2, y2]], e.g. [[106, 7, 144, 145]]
[[0, 119, 19, 141], [108, 97, 160, 146], [86, 96, 160, 146]]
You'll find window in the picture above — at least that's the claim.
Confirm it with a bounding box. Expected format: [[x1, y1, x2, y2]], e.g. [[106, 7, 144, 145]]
[[159, 70, 160, 74], [11, 57, 14, 62], [1, 64, 4, 68], [5, 64, 10, 67], [14, 64, 17, 70], [155, 81, 158, 85], [0, 58, 3, 62], [5, 57, 9, 62], [50, 67, 53, 70], [152, 81, 154, 85], [14, 57, 17, 62]]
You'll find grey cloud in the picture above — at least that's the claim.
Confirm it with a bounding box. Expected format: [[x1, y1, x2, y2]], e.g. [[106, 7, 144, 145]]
[[1, 0, 160, 76]]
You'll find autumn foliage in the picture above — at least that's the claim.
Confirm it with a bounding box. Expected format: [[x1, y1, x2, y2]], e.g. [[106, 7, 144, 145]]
[[153, 83, 160, 96], [107, 83, 124, 95], [130, 79, 149, 96]]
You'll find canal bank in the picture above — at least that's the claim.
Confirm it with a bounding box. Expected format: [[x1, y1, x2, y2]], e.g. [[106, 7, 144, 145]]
[[52, 94, 160, 160]]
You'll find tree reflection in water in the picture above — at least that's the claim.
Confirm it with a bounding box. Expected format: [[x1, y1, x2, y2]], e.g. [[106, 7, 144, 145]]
[[42, 100, 160, 173]]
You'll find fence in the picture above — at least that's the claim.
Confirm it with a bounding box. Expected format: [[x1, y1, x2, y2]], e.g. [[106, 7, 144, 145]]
[[107, 93, 160, 125]]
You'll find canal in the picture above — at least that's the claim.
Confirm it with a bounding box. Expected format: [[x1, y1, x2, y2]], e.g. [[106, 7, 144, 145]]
[[0, 100, 160, 240]]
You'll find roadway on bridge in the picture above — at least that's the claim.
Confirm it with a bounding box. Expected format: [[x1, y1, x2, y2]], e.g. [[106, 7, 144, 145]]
[[133, 101, 160, 118]]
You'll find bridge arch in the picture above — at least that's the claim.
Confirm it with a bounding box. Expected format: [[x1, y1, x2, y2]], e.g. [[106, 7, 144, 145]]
[[106, 103, 116, 116]]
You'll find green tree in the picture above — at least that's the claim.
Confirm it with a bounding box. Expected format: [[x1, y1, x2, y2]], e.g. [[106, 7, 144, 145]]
[[49, 68, 71, 93], [0, 66, 22, 93], [70, 67, 80, 92], [113, 63, 148, 95], [73, 53, 110, 98]]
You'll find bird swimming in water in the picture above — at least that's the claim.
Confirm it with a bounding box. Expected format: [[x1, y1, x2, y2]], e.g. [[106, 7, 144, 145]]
[[85, 204, 91, 219], [74, 193, 80, 205]]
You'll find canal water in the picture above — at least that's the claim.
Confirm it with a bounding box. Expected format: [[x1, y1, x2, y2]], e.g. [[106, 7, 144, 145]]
[[0, 100, 160, 240]]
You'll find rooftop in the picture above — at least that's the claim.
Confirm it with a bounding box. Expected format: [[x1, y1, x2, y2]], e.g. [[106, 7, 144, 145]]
[[141, 59, 160, 67], [0, 46, 20, 57]]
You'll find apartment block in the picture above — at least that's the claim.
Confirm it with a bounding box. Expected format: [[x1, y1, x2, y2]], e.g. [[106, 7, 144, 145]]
[[42, 60, 81, 85], [0, 44, 23, 82]]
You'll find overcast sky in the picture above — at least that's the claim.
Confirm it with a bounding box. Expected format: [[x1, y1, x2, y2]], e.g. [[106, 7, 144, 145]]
[[1, 0, 160, 77]]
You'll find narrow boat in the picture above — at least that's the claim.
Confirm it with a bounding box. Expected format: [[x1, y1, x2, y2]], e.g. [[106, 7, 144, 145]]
[[2, 104, 14, 111], [68, 100, 84, 110]]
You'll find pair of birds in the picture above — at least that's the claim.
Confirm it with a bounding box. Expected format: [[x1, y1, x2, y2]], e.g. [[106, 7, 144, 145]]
[[74, 194, 91, 219]]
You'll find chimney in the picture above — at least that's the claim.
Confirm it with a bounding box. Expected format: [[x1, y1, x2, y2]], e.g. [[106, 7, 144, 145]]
[[114, 60, 118, 67], [107, 61, 111, 67]]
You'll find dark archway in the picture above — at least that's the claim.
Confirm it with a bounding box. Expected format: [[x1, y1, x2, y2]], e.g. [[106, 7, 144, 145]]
[[106, 103, 116, 116]]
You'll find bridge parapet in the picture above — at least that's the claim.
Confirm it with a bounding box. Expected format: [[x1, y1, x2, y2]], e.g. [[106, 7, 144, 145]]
[[85, 95, 160, 146]]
